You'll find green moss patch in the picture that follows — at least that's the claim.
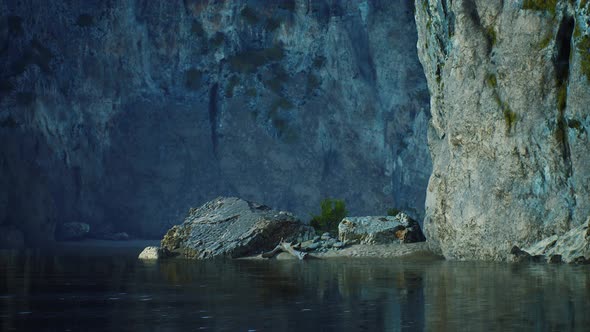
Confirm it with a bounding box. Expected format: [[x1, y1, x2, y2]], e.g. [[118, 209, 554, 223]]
[[209, 32, 225, 47], [263, 65, 288, 94], [268, 97, 297, 142], [486, 26, 497, 47], [485, 73, 497, 88], [522, 0, 558, 14], [240, 6, 259, 24], [307, 73, 321, 93], [278, 0, 296, 12], [265, 18, 281, 31], [313, 56, 326, 68], [503, 104, 518, 133], [184, 68, 202, 90], [310, 199, 347, 233], [225, 75, 240, 98], [577, 35, 590, 80], [246, 87, 257, 97], [76, 14, 94, 27], [387, 208, 401, 216], [539, 32, 553, 49], [228, 45, 285, 73], [191, 20, 205, 37], [567, 118, 585, 132], [270, 97, 293, 114]]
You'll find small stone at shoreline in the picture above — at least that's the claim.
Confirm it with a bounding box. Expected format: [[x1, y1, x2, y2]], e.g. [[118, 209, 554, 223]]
[[333, 242, 345, 249]]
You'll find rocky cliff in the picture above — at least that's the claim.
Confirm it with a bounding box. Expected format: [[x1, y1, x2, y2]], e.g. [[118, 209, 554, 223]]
[[0, 0, 430, 245], [416, 0, 590, 260]]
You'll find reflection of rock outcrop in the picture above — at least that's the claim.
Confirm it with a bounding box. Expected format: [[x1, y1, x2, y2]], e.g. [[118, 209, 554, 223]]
[[1, 252, 589, 330], [0, 0, 429, 245], [423, 261, 590, 331], [416, 0, 590, 260]]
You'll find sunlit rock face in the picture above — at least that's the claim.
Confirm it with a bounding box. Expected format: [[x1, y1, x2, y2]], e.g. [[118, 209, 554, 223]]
[[0, 0, 429, 244], [415, 0, 590, 260]]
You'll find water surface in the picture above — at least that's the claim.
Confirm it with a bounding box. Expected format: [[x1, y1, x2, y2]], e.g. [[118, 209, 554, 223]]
[[1, 245, 589, 331]]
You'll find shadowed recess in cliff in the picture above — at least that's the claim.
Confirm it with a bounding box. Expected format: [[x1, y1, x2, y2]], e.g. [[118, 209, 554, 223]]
[[343, 13, 376, 84], [554, 15, 574, 174], [0, 0, 431, 244], [209, 82, 219, 156]]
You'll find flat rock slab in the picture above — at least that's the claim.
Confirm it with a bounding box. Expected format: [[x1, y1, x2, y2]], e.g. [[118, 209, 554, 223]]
[[160, 197, 314, 259], [316, 242, 435, 259], [517, 217, 590, 264], [338, 214, 426, 245], [240, 242, 438, 260]]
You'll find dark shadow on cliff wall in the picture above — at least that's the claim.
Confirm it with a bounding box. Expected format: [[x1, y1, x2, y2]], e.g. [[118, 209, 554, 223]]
[[0, 0, 430, 243]]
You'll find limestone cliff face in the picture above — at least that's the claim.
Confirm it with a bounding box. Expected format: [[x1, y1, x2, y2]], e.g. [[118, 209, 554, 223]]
[[0, 0, 429, 244], [415, 0, 590, 260]]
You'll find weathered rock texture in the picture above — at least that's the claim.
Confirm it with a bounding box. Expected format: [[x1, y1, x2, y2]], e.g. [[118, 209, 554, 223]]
[[338, 213, 425, 244], [518, 216, 590, 263], [415, 0, 590, 260], [160, 197, 314, 259], [138, 246, 162, 260], [0, 0, 430, 244], [55, 222, 90, 241]]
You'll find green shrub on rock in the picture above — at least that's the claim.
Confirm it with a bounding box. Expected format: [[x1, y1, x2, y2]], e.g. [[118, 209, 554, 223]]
[[387, 208, 401, 216], [522, 0, 558, 14], [310, 198, 347, 232]]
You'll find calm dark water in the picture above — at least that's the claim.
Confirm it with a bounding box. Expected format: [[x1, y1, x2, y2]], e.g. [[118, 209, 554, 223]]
[[1, 246, 589, 331]]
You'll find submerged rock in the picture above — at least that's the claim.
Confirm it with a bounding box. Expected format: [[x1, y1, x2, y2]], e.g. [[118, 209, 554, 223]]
[[514, 218, 590, 264], [338, 213, 426, 245], [55, 222, 90, 241], [160, 197, 314, 259]]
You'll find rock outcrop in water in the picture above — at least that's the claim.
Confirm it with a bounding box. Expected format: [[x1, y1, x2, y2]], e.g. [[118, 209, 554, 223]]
[[160, 197, 314, 259], [415, 0, 590, 260], [512, 216, 590, 264], [338, 213, 426, 244], [0, 0, 430, 245]]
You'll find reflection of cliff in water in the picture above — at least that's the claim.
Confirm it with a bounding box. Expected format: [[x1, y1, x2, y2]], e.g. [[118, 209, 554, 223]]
[[1, 253, 589, 331]]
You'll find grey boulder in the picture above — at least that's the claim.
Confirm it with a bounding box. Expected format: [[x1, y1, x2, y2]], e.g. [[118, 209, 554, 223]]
[[338, 213, 426, 245], [160, 197, 314, 259]]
